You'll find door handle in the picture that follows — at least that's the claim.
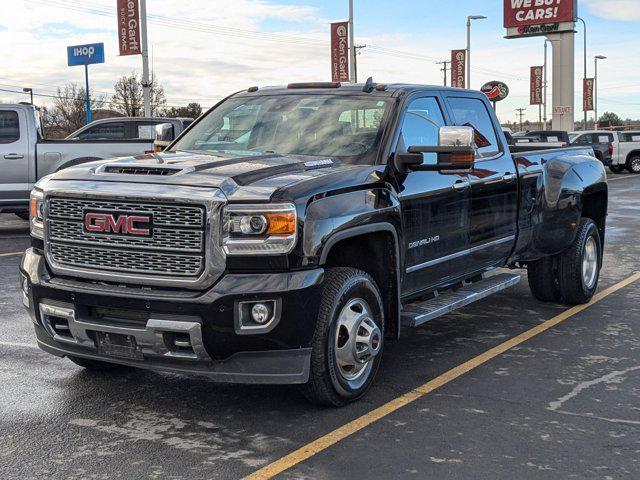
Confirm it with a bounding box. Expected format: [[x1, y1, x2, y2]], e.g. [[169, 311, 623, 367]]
[[452, 179, 470, 191], [4, 154, 24, 160], [502, 172, 517, 182]]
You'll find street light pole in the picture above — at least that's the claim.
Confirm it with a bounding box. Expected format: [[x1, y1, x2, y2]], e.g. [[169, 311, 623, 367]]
[[577, 17, 587, 130], [139, 0, 151, 116], [466, 15, 487, 90], [349, 0, 356, 83], [594, 55, 607, 127], [543, 38, 559, 131]]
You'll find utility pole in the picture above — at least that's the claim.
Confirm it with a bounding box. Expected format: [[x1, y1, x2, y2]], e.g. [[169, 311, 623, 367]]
[[140, 0, 151, 116], [516, 108, 526, 131], [349, 0, 356, 83], [353, 44, 366, 83], [22, 88, 33, 105], [436, 60, 450, 86]]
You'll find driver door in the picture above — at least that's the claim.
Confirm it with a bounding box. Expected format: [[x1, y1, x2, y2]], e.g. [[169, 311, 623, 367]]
[[396, 95, 472, 297]]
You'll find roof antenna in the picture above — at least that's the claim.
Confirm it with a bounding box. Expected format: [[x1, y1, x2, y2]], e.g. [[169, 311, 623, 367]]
[[362, 76, 375, 93]]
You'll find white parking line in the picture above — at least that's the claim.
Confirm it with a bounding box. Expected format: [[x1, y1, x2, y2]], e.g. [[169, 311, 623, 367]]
[[0, 251, 23, 257], [608, 175, 639, 182]]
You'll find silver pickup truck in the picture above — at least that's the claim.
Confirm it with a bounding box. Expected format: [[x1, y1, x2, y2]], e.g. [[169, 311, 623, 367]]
[[0, 104, 190, 216]]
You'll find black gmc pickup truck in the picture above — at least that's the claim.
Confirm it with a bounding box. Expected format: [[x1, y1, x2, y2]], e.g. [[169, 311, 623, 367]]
[[20, 81, 607, 406]]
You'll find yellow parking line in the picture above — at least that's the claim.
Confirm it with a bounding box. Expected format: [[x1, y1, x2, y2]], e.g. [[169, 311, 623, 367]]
[[0, 251, 22, 257], [246, 272, 640, 480]]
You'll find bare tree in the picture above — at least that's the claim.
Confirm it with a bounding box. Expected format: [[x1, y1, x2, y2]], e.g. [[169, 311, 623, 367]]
[[111, 72, 166, 117], [43, 83, 106, 138], [161, 102, 202, 119]]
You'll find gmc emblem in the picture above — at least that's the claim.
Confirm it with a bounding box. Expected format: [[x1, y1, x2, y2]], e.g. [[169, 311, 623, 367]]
[[84, 211, 152, 237]]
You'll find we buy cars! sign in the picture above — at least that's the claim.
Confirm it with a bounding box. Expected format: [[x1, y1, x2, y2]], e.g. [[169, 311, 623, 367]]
[[504, 0, 576, 28]]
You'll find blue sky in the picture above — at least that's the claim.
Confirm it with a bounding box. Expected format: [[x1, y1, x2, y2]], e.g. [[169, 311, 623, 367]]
[[0, 0, 638, 123]]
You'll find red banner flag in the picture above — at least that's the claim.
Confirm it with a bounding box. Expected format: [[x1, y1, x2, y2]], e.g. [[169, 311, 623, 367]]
[[451, 50, 466, 88], [583, 78, 595, 111], [118, 0, 141, 56], [530, 66, 543, 105], [331, 22, 349, 83]]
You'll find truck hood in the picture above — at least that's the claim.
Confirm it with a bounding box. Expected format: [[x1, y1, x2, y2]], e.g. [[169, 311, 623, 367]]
[[50, 150, 381, 202]]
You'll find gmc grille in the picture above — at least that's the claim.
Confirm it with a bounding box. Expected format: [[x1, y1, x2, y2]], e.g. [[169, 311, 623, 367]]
[[46, 197, 206, 278]]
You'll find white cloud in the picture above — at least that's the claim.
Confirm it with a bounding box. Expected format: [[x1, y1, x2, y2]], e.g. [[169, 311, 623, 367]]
[[581, 0, 640, 21]]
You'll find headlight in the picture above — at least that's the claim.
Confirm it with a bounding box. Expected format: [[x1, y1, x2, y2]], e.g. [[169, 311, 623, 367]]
[[223, 203, 297, 255], [29, 189, 44, 240]]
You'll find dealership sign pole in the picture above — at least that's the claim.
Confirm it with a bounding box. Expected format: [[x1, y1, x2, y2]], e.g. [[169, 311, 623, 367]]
[[331, 22, 350, 83], [67, 43, 105, 125], [504, 0, 577, 131]]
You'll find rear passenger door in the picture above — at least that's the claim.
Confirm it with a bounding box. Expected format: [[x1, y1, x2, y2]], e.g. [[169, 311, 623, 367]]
[[444, 95, 518, 271], [0, 108, 30, 206], [396, 95, 472, 296]]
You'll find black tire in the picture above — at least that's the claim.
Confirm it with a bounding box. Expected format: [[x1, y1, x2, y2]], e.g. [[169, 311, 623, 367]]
[[68, 355, 129, 372], [527, 255, 561, 302], [557, 218, 602, 305], [627, 155, 640, 174], [15, 211, 29, 221], [608, 164, 625, 174], [303, 267, 384, 407]]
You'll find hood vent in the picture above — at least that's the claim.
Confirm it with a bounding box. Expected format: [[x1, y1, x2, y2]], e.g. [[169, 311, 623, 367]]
[[97, 163, 194, 176]]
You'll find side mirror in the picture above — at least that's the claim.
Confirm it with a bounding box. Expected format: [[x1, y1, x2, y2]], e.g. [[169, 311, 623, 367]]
[[153, 123, 174, 153], [395, 126, 475, 172], [154, 123, 174, 142]]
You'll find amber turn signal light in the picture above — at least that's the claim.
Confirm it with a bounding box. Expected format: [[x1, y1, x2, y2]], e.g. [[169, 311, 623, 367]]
[[266, 212, 296, 235]]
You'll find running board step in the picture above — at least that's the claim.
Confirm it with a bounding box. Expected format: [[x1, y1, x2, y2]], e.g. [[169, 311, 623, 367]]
[[401, 273, 521, 327]]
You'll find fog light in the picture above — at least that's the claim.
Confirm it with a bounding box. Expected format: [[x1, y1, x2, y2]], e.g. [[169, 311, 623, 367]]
[[251, 303, 271, 324]]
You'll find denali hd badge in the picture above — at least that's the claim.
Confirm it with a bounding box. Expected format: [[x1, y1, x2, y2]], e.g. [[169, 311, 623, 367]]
[[408, 235, 440, 249], [84, 211, 153, 237]]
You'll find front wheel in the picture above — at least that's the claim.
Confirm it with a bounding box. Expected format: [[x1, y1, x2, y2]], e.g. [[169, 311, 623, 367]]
[[608, 164, 625, 174], [627, 155, 640, 174], [303, 268, 384, 407], [557, 218, 602, 304]]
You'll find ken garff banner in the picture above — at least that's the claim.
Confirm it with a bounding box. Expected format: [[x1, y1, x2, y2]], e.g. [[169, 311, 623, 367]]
[[530, 66, 543, 105], [118, 0, 142, 56], [583, 78, 595, 112], [330, 22, 349, 83], [451, 49, 466, 89]]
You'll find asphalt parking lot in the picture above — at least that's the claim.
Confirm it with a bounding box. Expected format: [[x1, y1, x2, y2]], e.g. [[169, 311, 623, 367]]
[[1, 173, 639, 480]]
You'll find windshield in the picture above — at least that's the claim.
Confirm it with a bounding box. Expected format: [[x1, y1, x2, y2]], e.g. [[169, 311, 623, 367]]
[[172, 94, 391, 164], [569, 133, 580, 142]]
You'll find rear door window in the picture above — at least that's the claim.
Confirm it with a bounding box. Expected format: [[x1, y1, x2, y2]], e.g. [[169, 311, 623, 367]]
[[447, 97, 500, 158], [0, 110, 20, 144], [78, 122, 126, 140]]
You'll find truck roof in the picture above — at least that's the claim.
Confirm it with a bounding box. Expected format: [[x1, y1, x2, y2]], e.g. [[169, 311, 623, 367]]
[[235, 82, 473, 98]]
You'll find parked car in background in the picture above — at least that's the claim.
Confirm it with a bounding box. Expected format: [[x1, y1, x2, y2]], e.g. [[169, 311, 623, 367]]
[[518, 130, 570, 145], [0, 104, 192, 217], [569, 131, 613, 166], [606, 130, 640, 174], [67, 116, 192, 141]]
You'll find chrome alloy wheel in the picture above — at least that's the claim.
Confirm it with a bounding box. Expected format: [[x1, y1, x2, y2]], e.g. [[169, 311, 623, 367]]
[[630, 156, 640, 173], [333, 298, 382, 388], [582, 236, 598, 289]]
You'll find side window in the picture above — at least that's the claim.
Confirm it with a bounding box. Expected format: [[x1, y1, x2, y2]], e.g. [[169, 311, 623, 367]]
[[0, 110, 20, 144], [577, 134, 593, 144], [448, 97, 500, 158], [78, 122, 126, 140], [135, 122, 164, 140], [400, 97, 445, 164]]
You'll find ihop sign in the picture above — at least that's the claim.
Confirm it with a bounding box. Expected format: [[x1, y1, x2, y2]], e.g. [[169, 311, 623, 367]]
[[67, 43, 105, 66]]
